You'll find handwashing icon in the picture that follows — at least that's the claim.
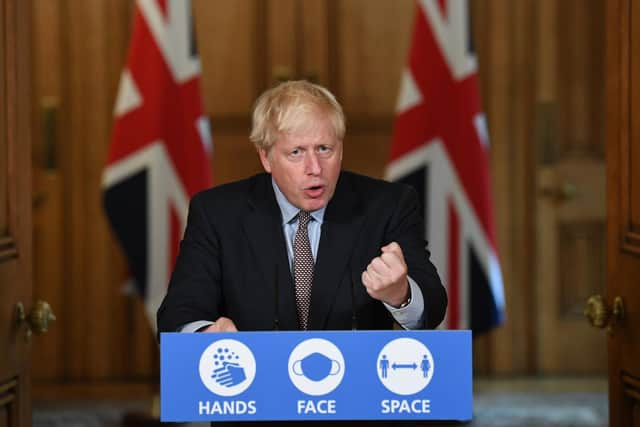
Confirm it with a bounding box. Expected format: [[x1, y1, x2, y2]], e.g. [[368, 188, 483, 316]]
[[292, 352, 341, 381]]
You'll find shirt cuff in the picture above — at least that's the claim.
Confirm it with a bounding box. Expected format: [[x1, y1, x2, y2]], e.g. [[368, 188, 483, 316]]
[[384, 276, 425, 329], [180, 320, 215, 333]]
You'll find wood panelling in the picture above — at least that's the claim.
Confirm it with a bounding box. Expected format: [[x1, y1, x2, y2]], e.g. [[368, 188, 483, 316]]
[[558, 222, 605, 315], [505, 0, 536, 374], [267, 0, 297, 84], [62, 0, 118, 380], [0, 407, 8, 427], [31, 0, 63, 384], [606, 0, 640, 424], [31, 173, 63, 381], [211, 131, 263, 186], [336, 0, 413, 115], [26, 381, 156, 401], [342, 132, 393, 180], [534, 0, 606, 374], [0, 0, 6, 236], [1, 0, 33, 424], [557, 0, 605, 158], [300, 0, 330, 85], [0, 158, 5, 239], [192, 0, 258, 116], [620, 0, 640, 255], [471, 0, 536, 374], [192, 0, 415, 185], [0, 380, 16, 427], [622, 373, 640, 427], [632, 0, 640, 237], [0, 238, 17, 262], [31, 0, 158, 398], [31, 0, 61, 169], [73, 0, 111, 379]]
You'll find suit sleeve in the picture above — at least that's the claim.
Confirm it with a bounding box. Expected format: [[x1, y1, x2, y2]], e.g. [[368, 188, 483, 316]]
[[385, 185, 447, 329], [156, 192, 222, 335]]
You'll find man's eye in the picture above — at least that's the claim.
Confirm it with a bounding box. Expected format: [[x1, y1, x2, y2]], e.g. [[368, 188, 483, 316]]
[[318, 145, 332, 154], [290, 149, 301, 156]]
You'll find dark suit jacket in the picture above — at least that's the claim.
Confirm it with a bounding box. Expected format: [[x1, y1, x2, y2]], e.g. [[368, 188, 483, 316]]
[[157, 171, 446, 333]]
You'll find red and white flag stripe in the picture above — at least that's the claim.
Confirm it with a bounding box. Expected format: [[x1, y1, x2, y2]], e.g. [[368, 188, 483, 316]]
[[103, 0, 213, 330], [387, 0, 505, 333]]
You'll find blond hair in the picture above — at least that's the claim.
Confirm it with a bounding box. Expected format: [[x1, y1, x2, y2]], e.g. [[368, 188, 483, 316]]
[[250, 80, 345, 151]]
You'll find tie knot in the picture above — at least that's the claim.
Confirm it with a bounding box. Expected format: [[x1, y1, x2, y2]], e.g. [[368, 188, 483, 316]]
[[298, 211, 312, 228]]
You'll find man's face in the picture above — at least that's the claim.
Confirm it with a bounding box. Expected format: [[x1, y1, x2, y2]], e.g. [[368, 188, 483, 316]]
[[259, 113, 343, 212]]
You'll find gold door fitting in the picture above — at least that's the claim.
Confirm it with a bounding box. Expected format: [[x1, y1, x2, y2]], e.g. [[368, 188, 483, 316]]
[[15, 300, 57, 340], [584, 295, 624, 334]]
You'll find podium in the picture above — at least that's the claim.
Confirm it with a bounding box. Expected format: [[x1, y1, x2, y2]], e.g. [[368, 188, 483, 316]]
[[160, 330, 472, 422]]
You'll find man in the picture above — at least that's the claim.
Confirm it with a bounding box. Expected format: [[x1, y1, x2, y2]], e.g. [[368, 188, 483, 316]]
[[157, 80, 446, 335]]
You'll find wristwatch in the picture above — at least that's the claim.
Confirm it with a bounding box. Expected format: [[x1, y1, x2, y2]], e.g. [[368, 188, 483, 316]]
[[394, 290, 412, 309]]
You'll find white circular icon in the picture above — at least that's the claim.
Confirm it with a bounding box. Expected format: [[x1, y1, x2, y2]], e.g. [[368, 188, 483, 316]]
[[199, 339, 256, 397], [377, 338, 434, 395], [288, 338, 345, 396]]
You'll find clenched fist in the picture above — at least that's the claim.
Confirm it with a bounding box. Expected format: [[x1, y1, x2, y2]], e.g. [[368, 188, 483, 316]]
[[362, 242, 410, 307]]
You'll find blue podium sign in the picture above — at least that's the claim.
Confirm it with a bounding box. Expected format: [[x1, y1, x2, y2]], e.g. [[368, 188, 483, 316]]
[[160, 330, 472, 422]]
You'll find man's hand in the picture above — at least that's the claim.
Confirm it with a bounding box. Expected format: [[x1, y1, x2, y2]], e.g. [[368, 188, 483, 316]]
[[362, 242, 410, 307], [201, 317, 238, 332]]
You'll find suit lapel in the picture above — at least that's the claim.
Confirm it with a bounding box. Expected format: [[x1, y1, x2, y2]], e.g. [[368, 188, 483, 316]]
[[309, 172, 365, 329], [242, 175, 298, 330]]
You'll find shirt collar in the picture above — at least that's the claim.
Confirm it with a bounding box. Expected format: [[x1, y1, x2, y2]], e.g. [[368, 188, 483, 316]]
[[271, 178, 326, 225]]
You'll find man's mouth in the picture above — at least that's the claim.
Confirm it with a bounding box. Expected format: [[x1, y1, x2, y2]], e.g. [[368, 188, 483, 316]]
[[304, 185, 325, 198]]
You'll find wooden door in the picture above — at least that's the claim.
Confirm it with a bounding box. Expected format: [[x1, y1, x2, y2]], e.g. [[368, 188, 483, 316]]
[[30, 0, 160, 398], [534, 0, 607, 374], [193, 0, 415, 184], [0, 0, 33, 426], [334, 0, 414, 179], [605, 0, 640, 425]]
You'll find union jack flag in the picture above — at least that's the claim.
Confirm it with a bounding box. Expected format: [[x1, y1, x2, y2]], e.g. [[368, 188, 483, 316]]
[[102, 0, 213, 331], [386, 0, 505, 334]]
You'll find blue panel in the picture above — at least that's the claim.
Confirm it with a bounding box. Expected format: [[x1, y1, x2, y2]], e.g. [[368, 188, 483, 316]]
[[160, 330, 472, 422]]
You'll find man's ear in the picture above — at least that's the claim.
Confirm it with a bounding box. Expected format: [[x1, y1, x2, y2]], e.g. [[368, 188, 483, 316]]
[[258, 148, 272, 173]]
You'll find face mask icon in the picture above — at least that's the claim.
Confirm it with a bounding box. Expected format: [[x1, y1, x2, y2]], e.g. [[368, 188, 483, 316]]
[[292, 352, 341, 381]]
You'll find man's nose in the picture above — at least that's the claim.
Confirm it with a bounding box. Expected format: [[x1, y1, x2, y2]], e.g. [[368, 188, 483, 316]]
[[305, 152, 322, 175]]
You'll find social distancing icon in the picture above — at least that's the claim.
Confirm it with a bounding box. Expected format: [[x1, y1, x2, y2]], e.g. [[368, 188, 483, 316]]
[[377, 338, 434, 395]]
